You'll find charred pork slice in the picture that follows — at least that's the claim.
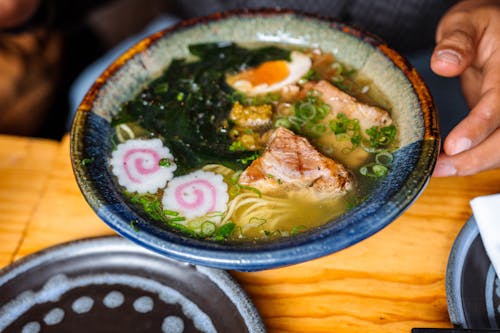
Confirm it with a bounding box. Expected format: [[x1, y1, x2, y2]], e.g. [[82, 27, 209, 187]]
[[307, 80, 392, 130], [239, 127, 353, 197]]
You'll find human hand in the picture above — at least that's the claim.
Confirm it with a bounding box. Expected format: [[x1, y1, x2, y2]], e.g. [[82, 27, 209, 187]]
[[430, 0, 500, 176], [0, 0, 40, 28]]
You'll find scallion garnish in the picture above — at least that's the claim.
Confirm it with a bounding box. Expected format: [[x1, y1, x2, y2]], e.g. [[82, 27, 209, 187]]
[[329, 113, 362, 150], [229, 141, 247, 151], [214, 222, 236, 240], [291, 225, 307, 235], [375, 151, 394, 166], [200, 221, 217, 236], [365, 125, 397, 149], [159, 158, 172, 167], [360, 163, 389, 178], [80, 157, 95, 166]]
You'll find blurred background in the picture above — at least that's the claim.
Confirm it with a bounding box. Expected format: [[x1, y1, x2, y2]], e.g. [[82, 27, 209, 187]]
[[0, 0, 171, 139], [0, 0, 466, 140]]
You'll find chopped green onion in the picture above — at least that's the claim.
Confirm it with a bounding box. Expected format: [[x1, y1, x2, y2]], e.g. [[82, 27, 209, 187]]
[[215, 222, 236, 240], [229, 141, 246, 151], [317, 104, 331, 118], [153, 82, 169, 94], [236, 225, 246, 238], [80, 157, 95, 166], [248, 217, 267, 227], [373, 164, 388, 176], [302, 69, 319, 81], [345, 195, 364, 211], [275, 94, 331, 138], [375, 151, 394, 166], [128, 193, 165, 222], [307, 123, 327, 137], [365, 125, 397, 149], [240, 184, 262, 198], [200, 221, 216, 236], [275, 118, 291, 128], [164, 209, 179, 216], [296, 102, 317, 120], [227, 170, 243, 185], [238, 152, 259, 165], [336, 133, 351, 141], [159, 158, 172, 167], [129, 220, 139, 232], [331, 62, 344, 75], [288, 115, 306, 128], [167, 221, 198, 237], [206, 211, 224, 218], [262, 230, 283, 238], [229, 184, 241, 196], [360, 163, 389, 178], [329, 113, 361, 150], [291, 225, 307, 235], [169, 216, 186, 222], [331, 75, 344, 83], [115, 123, 135, 142], [343, 66, 356, 76]]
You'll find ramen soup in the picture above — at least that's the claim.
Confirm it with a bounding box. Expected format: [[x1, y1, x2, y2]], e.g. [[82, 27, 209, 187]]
[[109, 42, 398, 241]]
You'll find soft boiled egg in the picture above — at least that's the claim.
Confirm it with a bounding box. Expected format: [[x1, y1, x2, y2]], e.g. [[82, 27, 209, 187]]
[[226, 51, 312, 95]]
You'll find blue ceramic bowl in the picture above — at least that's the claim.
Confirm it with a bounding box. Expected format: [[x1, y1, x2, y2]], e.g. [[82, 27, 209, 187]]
[[70, 9, 439, 271]]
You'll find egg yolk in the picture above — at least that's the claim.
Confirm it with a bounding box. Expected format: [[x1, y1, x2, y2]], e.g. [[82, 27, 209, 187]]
[[230, 60, 290, 86]]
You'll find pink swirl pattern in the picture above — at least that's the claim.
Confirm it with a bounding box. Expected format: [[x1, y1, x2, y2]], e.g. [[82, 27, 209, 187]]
[[110, 139, 176, 194], [162, 170, 229, 219], [123, 148, 160, 183], [174, 179, 217, 211]]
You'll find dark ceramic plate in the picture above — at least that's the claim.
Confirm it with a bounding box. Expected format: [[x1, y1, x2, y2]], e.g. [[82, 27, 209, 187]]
[[0, 236, 265, 333], [446, 216, 500, 329]]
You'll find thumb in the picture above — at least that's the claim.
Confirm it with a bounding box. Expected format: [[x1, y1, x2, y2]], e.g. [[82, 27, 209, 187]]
[[431, 14, 479, 77]]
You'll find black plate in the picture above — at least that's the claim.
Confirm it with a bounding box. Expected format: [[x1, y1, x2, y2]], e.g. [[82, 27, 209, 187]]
[[446, 216, 500, 329], [0, 236, 265, 333]]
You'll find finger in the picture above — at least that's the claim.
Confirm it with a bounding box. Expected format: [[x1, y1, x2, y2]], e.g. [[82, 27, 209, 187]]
[[433, 128, 500, 177], [460, 67, 483, 107], [431, 13, 479, 77], [443, 86, 500, 156]]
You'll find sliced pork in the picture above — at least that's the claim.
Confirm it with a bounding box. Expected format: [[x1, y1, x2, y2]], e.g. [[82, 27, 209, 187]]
[[239, 127, 353, 197], [306, 80, 392, 131]]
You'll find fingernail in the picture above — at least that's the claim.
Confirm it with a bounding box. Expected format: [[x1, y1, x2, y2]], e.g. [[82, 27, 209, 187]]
[[435, 49, 461, 65], [433, 160, 457, 177], [449, 137, 472, 155]]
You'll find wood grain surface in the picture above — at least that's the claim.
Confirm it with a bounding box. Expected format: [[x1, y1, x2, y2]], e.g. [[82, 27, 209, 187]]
[[1, 134, 499, 333]]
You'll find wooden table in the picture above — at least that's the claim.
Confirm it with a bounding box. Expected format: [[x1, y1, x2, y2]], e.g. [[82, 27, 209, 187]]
[[1, 133, 499, 333]]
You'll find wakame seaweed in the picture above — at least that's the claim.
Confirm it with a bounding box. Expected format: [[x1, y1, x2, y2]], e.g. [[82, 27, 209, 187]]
[[112, 42, 291, 175]]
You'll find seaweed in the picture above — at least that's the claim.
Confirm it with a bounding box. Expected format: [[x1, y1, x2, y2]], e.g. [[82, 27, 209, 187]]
[[112, 42, 291, 175]]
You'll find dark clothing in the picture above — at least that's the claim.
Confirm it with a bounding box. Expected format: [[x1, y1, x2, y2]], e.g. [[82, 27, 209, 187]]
[[40, 0, 458, 52], [173, 0, 458, 52]]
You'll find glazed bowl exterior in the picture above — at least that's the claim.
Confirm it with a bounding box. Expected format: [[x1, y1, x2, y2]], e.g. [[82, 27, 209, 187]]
[[71, 9, 440, 271]]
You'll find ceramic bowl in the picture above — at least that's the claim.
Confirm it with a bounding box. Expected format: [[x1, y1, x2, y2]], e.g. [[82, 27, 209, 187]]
[[70, 9, 440, 271], [446, 216, 500, 328]]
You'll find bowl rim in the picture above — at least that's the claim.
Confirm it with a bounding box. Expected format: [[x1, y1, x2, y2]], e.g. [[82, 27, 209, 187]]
[[70, 8, 440, 271]]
